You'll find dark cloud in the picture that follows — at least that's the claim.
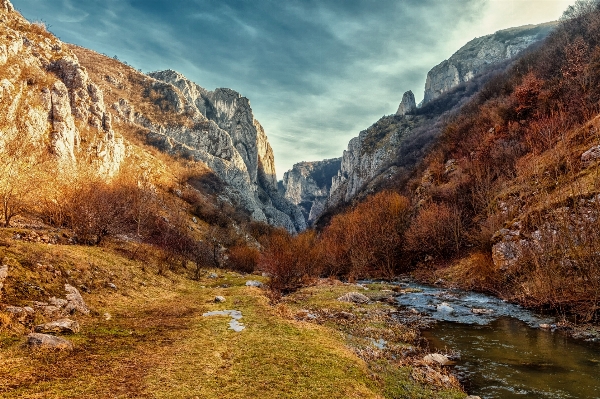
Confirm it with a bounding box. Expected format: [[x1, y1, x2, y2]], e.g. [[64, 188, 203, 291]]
[[12, 0, 561, 175]]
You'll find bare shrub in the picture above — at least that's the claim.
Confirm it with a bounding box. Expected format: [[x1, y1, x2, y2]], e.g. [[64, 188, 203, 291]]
[[226, 244, 260, 274], [404, 202, 463, 259], [260, 229, 322, 297]]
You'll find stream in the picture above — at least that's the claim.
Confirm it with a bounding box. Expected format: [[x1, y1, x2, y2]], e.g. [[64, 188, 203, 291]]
[[393, 283, 600, 398]]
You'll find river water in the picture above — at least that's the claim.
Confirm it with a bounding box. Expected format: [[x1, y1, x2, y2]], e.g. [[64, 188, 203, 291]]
[[393, 283, 600, 399]]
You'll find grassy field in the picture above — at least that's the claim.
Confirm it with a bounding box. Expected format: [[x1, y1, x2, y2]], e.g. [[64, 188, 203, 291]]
[[0, 230, 465, 398]]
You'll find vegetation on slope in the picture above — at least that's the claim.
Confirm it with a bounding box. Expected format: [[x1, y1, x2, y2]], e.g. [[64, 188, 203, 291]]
[[259, 1, 600, 324]]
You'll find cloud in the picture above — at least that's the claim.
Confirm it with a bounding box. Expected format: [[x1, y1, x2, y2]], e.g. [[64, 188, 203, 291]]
[[11, 0, 577, 176]]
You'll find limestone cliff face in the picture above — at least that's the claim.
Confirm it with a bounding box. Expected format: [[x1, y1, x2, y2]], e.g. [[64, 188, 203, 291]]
[[422, 23, 555, 105], [144, 70, 305, 232], [396, 90, 416, 116], [298, 22, 556, 222], [0, 0, 124, 176], [329, 116, 417, 205], [281, 158, 341, 224]]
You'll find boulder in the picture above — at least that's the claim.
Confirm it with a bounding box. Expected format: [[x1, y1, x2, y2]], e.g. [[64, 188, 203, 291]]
[[34, 318, 80, 334], [337, 292, 370, 304], [423, 353, 452, 366], [214, 296, 226, 303], [245, 280, 263, 288], [27, 333, 73, 350], [581, 145, 600, 166], [64, 284, 90, 315], [0, 265, 7, 297]]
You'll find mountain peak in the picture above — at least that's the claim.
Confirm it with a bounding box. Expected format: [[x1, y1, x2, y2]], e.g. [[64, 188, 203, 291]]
[[396, 90, 416, 116]]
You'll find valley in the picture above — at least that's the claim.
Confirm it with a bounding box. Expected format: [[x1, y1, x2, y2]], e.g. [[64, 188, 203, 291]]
[[2, 0, 600, 397]]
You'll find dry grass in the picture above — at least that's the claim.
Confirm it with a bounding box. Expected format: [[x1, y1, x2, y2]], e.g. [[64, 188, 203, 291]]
[[0, 232, 465, 399]]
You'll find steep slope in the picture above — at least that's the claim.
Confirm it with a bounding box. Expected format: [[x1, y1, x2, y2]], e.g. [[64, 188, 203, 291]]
[[423, 22, 556, 105], [0, 2, 124, 177], [0, 0, 303, 232], [280, 158, 341, 225], [286, 22, 555, 223]]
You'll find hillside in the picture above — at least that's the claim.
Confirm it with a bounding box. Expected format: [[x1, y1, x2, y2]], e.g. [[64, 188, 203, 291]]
[[274, 3, 600, 322], [282, 22, 556, 225]]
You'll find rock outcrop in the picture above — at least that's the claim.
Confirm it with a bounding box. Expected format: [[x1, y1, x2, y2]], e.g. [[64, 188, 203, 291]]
[[329, 115, 417, 205], [0, 1, 125, 176], [144, 70, 305, 232], [396, 90, 416, 116], [280, 158, 341, 224], [422, 23, 555, 105], [292, 22, 556, 222]]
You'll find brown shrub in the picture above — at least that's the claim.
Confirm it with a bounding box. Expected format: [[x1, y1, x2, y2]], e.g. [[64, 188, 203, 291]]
[[226, 244, 260, 274], [319, 191, 411, 279], [260, 229, 322, 297], [404, 202, 463, 259]]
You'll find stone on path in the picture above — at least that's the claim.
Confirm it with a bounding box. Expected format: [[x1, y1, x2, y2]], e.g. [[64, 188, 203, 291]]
[[203, 310, 245, 332], [34, 319, 80, 334], [27, 333, 73, 350], [64, 284, 90, 315]]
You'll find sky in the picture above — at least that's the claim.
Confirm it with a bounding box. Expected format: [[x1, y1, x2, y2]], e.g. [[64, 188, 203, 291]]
[[11, 0, 577, 177]]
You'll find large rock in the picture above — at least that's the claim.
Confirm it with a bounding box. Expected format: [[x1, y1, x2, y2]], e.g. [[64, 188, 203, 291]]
[[34, 318, 80, 334], [27, 333, 73, 350], [64, 284, 90, 315], [337, 292, 370, 304], [423, 353, 452, 366], [423, 23, 554, 105], [396, 90, 416, 116], [581, 145, 600, 166]]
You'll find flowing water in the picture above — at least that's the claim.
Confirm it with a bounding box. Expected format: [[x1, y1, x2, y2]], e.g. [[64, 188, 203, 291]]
[[393, 283, 600, 398]]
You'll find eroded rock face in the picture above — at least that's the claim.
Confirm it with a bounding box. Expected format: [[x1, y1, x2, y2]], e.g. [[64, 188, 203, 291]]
[[0, 0, 13, 13], [396, 90, 416, 116], [281, 158, 341, 225], [146, 69, 305, 232], [423, 23, 555, 105], [0, 7, 125, 177]]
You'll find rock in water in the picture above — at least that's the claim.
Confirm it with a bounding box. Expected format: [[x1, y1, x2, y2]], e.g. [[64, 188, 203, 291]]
[[396, 90, 416, 115], [34, 319, 80, 334], [436, 302, 454, 313], [64, 284, 90, 315], [337, 292, 370, 304], [27, 333, 73, 350]]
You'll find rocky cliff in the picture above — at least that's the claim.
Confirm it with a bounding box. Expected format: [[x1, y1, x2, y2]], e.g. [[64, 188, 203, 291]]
[[281, 158, 341, 225], [0, 0, 304, 232], [140, 70, 305, 232], [0, 2, 124, 177], [290, 22, 556, 223], [422, 23, 555, 105]]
